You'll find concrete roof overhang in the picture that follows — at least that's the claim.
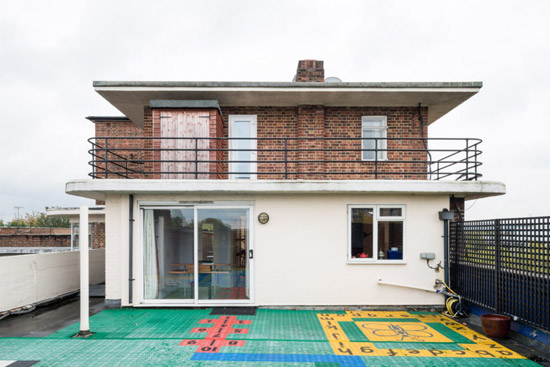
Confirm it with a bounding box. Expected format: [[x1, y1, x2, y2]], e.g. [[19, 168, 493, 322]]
[[47, 207, 105, 222], [66, 179, 505, 202], [93, 81, 482, 128]]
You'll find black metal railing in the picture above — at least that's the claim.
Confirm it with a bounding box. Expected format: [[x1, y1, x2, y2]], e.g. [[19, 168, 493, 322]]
[[450, 217, 550, 332], [87, 136, 482, 180]]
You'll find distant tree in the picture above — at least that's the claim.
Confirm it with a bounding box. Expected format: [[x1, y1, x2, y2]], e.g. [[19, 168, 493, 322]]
[[7, 218, 25, 227], [5, 208, 70, 228]]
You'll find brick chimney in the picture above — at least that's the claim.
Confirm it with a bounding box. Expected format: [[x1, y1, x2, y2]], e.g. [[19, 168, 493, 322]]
[[296, 60, 324, 82]]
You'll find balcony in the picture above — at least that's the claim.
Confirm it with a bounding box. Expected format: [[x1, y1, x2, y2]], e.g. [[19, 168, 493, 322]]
[[88, 137, 482, 181]]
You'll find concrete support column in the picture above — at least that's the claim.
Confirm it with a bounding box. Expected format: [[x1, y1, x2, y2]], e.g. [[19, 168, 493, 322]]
[[76, 206, 92, 337]]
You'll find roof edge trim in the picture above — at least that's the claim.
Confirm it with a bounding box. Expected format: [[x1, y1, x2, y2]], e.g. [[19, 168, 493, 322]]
[[93, 81, 483, 89]]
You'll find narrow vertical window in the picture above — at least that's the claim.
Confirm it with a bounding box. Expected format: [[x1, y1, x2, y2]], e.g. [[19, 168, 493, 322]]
[[229, 115, 257, 179], [362, 116, 387, 161]]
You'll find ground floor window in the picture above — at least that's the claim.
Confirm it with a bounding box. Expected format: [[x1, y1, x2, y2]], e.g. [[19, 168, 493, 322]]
[[142, 206, 251, 302], [349, 205, 404, 262]]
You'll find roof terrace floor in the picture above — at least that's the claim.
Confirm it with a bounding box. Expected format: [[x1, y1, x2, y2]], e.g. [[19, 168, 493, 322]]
[[0, 298, 547, 366]]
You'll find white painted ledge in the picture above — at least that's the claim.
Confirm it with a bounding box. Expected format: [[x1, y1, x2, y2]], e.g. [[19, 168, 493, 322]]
[[65, 179, 505, 201]]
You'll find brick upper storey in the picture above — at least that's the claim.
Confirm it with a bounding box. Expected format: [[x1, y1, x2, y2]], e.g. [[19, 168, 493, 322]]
[[87, 60, 483, 181]]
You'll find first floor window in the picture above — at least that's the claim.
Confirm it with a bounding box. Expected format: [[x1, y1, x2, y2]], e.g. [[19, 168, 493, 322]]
[[349, 205, 404, 262], [362, 116, 387, 161]]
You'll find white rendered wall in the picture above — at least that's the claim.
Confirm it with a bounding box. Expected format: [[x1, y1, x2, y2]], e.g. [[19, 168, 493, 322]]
[[0, 249, 105, 312], [105, 195, 121, 301], [105, 193, 448, 306], [253, 194, 446, 306]]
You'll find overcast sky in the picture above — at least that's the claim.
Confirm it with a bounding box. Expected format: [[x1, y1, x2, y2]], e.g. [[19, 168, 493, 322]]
[[0, 0, 548, 221]]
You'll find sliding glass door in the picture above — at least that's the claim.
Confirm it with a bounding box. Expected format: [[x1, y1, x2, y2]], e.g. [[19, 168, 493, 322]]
[[142, 206, 251, 304], [143, 208, 195, 300]]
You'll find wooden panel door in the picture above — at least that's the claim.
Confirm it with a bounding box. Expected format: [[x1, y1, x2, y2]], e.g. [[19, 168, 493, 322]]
[[160, 111, 210, 179]]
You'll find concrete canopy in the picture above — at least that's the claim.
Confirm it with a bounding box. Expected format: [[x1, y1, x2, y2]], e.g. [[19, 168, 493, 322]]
[[93, 81, 482, 128], [65, 179, 504, 201]]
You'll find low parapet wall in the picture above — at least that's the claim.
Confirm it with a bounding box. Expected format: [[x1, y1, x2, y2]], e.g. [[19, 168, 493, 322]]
[[0, 249, 105, 312]]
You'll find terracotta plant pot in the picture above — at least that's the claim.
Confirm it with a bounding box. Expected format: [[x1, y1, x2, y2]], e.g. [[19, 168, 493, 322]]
[[481, 314, 511, 338]]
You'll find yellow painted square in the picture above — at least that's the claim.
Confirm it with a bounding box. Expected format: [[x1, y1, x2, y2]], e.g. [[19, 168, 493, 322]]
[[356, 321, 453, 342]]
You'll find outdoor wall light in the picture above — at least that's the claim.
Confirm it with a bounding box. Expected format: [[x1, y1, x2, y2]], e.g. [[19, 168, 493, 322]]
[[438, 208, 455, 221], [258, 212, 269, 224]]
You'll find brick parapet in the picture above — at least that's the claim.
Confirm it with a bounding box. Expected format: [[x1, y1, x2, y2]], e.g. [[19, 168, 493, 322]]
[[0, 227, 71, 248], [93, 118, 145, 179]]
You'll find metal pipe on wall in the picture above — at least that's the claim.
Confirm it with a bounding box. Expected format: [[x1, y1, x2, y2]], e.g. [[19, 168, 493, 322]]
[[129, 194, 134, 305]]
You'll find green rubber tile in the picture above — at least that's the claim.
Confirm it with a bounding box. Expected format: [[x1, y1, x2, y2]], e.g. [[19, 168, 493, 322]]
[[338, 322, 369, 342], [47, 309, 212, 340], [226, 309, 328, 341], [3, 308, 539, 366], [425, 323, 473, 344], [0, 339, 197, 366]]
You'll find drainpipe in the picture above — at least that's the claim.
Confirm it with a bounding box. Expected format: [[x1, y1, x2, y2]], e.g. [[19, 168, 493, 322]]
[[129, 194, 134, 305], [438, 208, 455, 287]]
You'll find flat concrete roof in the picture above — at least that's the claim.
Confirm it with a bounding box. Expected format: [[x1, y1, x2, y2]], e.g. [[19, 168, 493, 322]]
[[93, 81, 482, 128], [65, 179, 505, 201], [149, 99, 221, 112], [86, 116, 130, 123], [47, 206, 105, 220]]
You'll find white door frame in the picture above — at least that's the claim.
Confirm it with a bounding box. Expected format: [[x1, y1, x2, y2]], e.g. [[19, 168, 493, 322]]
[[136, 202, 255, 306], [229, 115, 257, 180]]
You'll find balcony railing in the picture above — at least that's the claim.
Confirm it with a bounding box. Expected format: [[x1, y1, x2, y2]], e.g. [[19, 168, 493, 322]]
[[88, 137, 482, 181]]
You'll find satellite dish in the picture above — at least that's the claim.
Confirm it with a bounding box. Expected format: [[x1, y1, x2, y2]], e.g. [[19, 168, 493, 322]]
[[325, 76, 342, 83], [292, 74, 297, 82]]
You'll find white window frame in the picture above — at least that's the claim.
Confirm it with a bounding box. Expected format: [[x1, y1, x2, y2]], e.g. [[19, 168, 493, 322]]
[[347, 204, 405, 264], [229, 115, 257, 180], [71, 222, 94, 250], [361, 116, 387, 161]]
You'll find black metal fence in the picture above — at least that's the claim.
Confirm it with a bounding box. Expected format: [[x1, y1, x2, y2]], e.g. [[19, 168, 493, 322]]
[[450, 217, 550, 331], [88, 136, 482, 181]]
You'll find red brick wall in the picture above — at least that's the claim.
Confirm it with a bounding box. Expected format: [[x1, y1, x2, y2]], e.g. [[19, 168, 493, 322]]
[[0, 228, 70, 247], [450, 196, 465, 221], [213, 110, 225, 179], [106, 105, 429, 180], [220, 106, 428, 180], [297, 105, 325, 179], [93, 119, 144, 178], [324, 107, 428, 179], [142, 106, 154, 178], [92, 222, 105, 249], [221, 107, 298, 179]]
